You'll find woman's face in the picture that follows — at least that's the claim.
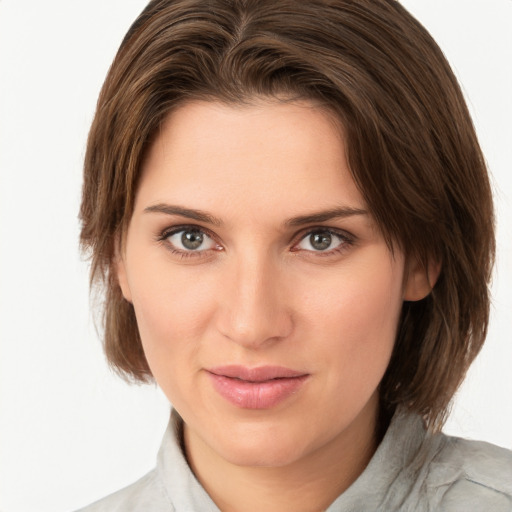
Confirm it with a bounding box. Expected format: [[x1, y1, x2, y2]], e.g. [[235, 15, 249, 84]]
[[117, 99, 419, 469]]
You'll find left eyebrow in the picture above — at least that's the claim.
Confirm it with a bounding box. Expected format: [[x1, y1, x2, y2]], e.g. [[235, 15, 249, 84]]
[[285, 207, 368, 227]]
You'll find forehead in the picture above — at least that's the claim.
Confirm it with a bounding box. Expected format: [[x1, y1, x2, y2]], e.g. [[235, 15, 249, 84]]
[[135, 99, 367, 224]]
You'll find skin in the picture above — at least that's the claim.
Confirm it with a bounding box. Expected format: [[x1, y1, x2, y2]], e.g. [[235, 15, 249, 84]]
[[117, 99, 433, 512]]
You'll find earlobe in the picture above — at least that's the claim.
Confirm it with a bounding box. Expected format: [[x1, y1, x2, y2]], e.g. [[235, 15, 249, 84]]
[[403, 257, 441, 302]]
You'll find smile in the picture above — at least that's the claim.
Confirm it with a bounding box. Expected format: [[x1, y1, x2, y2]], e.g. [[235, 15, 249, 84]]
[[206, 366, 309, 409]]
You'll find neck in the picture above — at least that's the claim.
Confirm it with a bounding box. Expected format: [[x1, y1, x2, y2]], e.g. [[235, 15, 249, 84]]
[[184, 395, 382, 512]]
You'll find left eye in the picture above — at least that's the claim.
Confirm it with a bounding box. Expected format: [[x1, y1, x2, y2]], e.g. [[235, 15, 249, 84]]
[[166, 228, 217, 252], [296, 230, 346, 252]]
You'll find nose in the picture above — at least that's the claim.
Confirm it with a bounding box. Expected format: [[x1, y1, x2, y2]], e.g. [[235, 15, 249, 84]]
[[215, 253, 293, 349]]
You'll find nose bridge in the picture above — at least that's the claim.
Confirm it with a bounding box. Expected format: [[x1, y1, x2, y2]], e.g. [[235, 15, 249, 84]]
[[217, 249, 292, 347]]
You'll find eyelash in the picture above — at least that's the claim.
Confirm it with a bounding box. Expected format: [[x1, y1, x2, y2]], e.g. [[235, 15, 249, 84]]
[[156, 225, 355, 260]]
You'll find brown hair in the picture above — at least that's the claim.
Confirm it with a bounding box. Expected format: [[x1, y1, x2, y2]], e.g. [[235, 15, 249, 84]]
[[80, 0, 495, 430]]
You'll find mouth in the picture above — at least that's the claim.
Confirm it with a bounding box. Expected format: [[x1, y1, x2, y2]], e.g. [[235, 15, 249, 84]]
[[206, 365, 309, 409]]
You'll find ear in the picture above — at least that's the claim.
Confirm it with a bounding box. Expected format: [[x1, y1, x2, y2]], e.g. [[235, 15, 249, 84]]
[[403, 256, 441, 302], [114, 238, 133, 303]]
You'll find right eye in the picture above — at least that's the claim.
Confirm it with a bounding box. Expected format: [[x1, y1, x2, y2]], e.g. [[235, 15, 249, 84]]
[[164, 227, 218, 253]]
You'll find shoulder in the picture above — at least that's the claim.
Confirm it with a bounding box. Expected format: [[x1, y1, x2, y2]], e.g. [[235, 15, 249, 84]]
[[425, 434, 512, 511], [74, 469, 173, 512]]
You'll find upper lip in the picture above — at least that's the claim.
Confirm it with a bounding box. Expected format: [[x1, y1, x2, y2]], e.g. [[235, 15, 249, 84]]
[[207, 365, 308, 382]]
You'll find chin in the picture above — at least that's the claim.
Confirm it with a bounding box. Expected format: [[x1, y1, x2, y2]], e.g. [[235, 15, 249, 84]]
[[211, 426, 310, 468]]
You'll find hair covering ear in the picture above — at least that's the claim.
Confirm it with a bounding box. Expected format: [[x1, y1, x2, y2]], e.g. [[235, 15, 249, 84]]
[[114, 240, 133, 303]]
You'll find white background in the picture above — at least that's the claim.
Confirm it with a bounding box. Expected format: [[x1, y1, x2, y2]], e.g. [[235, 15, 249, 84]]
[[0, 1, 511, 511]]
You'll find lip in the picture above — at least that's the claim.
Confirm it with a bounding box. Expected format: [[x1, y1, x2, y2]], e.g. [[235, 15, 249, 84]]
[[206, 365, 309, 409]]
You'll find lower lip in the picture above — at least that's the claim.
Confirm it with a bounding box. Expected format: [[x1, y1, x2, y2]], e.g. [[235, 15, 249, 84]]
[[207, 373, 308, 409]]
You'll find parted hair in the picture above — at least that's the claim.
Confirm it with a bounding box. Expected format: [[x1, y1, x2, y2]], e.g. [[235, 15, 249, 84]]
[[80, 0, 495, 430]]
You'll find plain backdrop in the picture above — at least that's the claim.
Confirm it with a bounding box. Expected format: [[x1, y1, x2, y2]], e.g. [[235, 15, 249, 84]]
[[0, 1, 511, 511]]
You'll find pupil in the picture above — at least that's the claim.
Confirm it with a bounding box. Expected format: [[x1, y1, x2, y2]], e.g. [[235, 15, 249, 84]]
[[181, 230, 203, 250], [311, 232, 331, 251]]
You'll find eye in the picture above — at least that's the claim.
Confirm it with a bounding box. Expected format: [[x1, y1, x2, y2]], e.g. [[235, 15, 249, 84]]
[[165, 227, 217, 252], [295, 229, 348, 253]]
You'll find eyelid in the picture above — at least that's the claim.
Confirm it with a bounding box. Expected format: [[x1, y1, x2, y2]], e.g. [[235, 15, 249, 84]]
[[160, 224, 215, 240]]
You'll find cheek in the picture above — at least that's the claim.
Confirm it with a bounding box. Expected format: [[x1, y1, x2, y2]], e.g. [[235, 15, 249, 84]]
[[342, 266, 403, 341], [300, 255, 403, 374], [126, 253, 218, 368], [128, 267, 219, 405]]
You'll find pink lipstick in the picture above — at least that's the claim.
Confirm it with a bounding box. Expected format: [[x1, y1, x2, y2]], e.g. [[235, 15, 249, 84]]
[[206, 365, 309, 409]]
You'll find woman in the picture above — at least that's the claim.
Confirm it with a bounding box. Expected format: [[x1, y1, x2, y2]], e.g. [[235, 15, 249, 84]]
[[77, 0, 512, 510]]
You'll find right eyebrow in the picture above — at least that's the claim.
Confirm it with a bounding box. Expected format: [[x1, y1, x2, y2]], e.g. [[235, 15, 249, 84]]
[[143, 203, 223, 226]]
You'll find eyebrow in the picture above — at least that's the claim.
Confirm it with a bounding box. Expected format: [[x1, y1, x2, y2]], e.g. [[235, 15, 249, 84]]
[[144, 204, 223, 226], [285, 207, 368, 227], [144, 203, 368, 227]]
